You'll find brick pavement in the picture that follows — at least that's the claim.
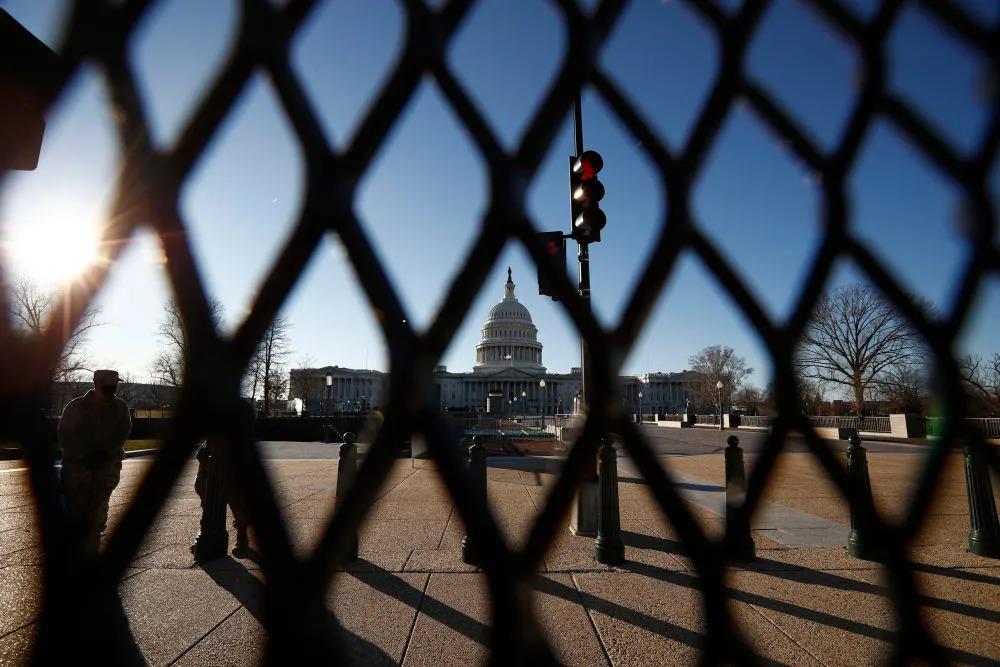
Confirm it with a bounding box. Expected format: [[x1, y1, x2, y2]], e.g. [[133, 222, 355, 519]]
[[1, 449, 998, 665]]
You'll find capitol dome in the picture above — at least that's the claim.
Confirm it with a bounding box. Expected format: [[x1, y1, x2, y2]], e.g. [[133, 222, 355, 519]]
[[475, 268, 543, 370]]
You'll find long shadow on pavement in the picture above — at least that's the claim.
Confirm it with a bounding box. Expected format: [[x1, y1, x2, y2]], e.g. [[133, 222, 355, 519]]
[[625, 527, 1000, 629], [531, 572, 705, 651], [345, 560, 491, 646], [619, 560, 994, 664], [749, 556, 1000, 626], [622, 530, 687, 556], [200, 556, 394, 664]]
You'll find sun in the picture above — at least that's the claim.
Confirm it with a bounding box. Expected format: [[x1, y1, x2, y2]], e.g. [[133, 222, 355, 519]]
[[2, 202, 102, 287]]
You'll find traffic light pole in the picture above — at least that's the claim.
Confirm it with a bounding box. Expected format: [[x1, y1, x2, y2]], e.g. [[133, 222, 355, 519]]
[[574, 91, 591, 410], [570, 92, 599, 536]]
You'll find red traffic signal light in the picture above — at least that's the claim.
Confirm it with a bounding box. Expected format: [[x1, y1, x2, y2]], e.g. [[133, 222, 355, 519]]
[[536, 231, 567, 300], [568, 150, 605, 244], [573, 150, 604, 180]]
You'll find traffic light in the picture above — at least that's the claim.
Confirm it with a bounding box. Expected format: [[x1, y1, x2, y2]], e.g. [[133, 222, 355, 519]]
[[536, 231, 567, 300], [568, 150, 605, 244], [0, 10, 58, 171]]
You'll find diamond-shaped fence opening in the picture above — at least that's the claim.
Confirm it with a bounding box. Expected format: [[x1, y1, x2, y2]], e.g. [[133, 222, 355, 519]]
[[599, 0, 719, 149], [1, 0, 998, 664], [289, 0, 405, 149], [746, 0, 860, 152], [692, 103, 824, 319]]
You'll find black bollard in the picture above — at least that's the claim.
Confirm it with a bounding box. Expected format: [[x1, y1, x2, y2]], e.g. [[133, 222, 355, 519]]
[[462, 436, 487, 566], [194, 439, 229, 562], [594, 437, 625, 565], [334, 432, 360, 564], [724, 436, 755, 562], [846, 434, 881, 560], [963, 442, 1000, 558]]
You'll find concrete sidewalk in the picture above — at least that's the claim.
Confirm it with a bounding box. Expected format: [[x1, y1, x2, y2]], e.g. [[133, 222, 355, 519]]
[[1, 451, 998, 665]]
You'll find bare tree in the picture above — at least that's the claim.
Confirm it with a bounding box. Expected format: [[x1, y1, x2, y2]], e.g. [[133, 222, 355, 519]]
[[960, 353, 1000, 416], [250, 316, 291, 415], [732, 384, 766, 415], [151, 299, 223, 387], [264, 364, 289, 412], [797, 284, 920, 416], [872, 365, 928, 414], [244, 342, 265, 403], [795, 378, 826, 416], [8, 278, 101, 384], [688, 345, 753, 416]]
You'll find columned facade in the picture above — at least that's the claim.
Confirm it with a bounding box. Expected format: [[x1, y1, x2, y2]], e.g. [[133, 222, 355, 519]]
[[290, 270, 698, 416]]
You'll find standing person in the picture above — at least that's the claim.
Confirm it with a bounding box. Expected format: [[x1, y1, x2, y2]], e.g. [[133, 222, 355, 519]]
[[193, 438, 251, 554], [58, 369, 132, 554]]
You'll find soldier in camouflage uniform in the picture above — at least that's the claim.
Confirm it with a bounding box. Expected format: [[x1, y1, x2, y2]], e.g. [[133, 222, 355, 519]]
[[193, 438, 251, 553], [58, 369, 132, 554]]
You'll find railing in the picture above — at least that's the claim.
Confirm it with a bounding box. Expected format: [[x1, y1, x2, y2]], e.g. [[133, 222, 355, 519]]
[[554, 413, 585, 430], [447, 416, 553, 440], [695, 414, 720, 425], [926, 417, 1000, 439], [809, 416, 892, 433], [740, 415, 774, 428]]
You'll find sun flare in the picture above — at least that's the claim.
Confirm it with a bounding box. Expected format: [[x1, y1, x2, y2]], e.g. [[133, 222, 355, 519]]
[[3, 203, 102, 287]]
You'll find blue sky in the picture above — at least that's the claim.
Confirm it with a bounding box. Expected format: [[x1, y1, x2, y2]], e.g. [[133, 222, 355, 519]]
[[1, 0, 997, 392]]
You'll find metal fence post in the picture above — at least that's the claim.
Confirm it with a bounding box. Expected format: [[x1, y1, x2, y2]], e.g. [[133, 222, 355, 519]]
[[846, 434, 881, 561], [193, 439, 229, 562], [963, 443, 1000, 558], [334, 432, 359, 564], [595, 436, 624, 565], [724, 436, 755, 562], [462, 436, 487, 566]]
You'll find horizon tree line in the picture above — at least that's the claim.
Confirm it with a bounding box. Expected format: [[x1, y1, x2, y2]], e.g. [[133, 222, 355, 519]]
[[7, 277, 999, 417]]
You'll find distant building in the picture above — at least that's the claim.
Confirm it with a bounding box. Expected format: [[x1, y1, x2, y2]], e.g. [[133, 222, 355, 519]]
[[52, 381, 179, 414], [290, 269, 699, 415]]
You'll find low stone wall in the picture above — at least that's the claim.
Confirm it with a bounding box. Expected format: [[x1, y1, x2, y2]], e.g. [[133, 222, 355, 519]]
[[812, 426, 859, 441], [656, 420, 690, 428]]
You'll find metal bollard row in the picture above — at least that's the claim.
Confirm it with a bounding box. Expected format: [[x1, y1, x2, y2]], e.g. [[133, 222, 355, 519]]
[[462, 436, 487, 566], [963, 442, 1000, 558], [595, 437, 624, 565], [846, 434, 883, 561], [334, 432, 360, 565], [193, 438, 229, 562], [724, 436, 755, 562]]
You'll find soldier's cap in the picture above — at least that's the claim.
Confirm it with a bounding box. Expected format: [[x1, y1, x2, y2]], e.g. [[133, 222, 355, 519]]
[[94, 369, 120, 384]]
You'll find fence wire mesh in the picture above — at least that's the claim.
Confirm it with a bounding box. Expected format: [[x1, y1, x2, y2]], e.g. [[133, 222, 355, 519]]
[[1, 0, 998, 664]]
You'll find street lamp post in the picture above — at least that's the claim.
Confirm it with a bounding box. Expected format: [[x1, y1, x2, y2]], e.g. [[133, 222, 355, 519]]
[[521, 391, 526, 419], [539, 379, 546, 426], [325, 373, 333, 443], [716, 380, 724, 431], [638, 391, 643, 424]]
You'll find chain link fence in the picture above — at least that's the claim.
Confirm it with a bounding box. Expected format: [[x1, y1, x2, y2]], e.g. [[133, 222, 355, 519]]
[[1, 0, 998, 663]]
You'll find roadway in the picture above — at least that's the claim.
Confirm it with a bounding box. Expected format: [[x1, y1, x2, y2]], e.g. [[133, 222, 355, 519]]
[[254, 426, 929, 462], [636, 424, 933, 456]]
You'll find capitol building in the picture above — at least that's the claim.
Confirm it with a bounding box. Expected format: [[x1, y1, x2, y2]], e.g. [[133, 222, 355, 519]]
[[289, 269, 697, 416]]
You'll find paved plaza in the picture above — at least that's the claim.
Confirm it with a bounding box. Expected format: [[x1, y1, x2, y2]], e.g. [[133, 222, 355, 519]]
[[1, 428, 998, 665]]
